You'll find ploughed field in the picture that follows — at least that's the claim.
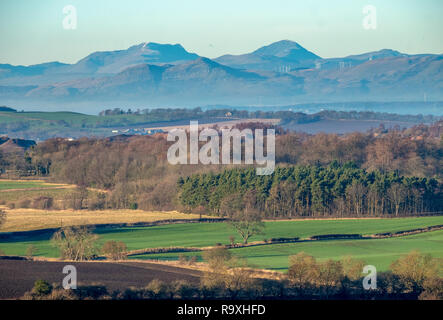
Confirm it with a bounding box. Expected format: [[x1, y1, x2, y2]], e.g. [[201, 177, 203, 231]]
[[0, 259, 201, 299]]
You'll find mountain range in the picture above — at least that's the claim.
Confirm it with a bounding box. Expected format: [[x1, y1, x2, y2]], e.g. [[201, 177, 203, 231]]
[[0, 40, 441, 110]]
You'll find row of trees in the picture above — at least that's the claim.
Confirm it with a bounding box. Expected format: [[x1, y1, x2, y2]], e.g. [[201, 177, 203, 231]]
[[24, 248, 442, 300], [179, 163, 442, 218]]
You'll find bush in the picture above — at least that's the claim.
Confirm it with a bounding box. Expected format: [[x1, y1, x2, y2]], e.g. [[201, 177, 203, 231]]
[[390, 251, 439, 294], [288, 252, 319, 287], [0, 208, 5, 227], [419, 277, 443, 300], [144, 279, 168, 299], [203, 247, 232, 269], [32, 196, 53, 210], [26, 244, 38, 259], [101, 241, 127, 260], [87, 193, 106, 210], [75, 284, 109, 300], [17, 199, 31, 208], [178, 253, 188, 265], [32, 280, 52, 296], [171, 280, 197, 299]]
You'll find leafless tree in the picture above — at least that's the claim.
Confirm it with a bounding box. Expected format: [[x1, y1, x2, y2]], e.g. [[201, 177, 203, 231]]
[[51, 226, 99, 261], [221, 191, 265, 244]]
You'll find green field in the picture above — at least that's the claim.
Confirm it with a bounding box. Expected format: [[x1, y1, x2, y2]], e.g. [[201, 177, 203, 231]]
[[0, 110, 169, 140], [0, 180, 57, 191], [0, 180, 72, 204], [139, 230, 443, 272], [1, 216, 442, 271]]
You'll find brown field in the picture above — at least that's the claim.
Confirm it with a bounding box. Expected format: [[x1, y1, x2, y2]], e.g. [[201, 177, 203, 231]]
[[0, 208, 210, 232], [0, 259, 201, 299]]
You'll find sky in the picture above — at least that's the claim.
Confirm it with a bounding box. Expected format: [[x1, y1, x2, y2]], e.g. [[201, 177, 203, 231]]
[[0, 0, 442, 66]]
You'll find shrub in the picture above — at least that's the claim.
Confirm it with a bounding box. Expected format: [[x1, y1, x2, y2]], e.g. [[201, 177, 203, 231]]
[[26, 244, 38, 259], [87, 193, 106, 210], [32, 280, 52, 296], [203, 247, 232, 269], [419, 277, 443, 300], [171, 280, 197, 299], [101, 241, 127, 260], [390, 250, 439, 294], [17, 199, 31, 208], [0, 208, 5, 227], [144, 279, 168, 299], [341, 256, 366, 281], [32, 196, 53, 210], [178, 253, 188, 265], [288, 252, 319, 287], [189, 255, 198, 265]]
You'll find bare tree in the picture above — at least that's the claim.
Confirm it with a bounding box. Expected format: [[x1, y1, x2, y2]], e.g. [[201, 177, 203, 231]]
[[51, 226, 99, 261], [387, 183, 407, 216], [101, 240, 127, 260], [0, 209, 5, 228], [346, 182, 367, 216], [221, 191, 265, 244]]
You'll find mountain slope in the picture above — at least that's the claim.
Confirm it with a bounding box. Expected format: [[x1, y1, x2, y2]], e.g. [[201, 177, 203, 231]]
[[215, 40, 321, 71], [0, 41, 441, 107], [0, 42, 200, 85], [68, 42, 200, 74]]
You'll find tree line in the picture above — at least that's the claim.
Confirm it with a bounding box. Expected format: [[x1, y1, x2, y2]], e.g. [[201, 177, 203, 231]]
[[178, 163, 442, 218], [23, 248, 442, 300]]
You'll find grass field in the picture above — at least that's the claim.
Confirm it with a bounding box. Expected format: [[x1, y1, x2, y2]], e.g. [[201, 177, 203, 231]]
[[1, 216, 442, 271], [139, 230, 443, 272], [0, 180, 66, 191]]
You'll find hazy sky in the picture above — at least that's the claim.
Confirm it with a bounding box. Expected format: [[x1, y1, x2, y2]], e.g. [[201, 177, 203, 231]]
[[1, 0, 442, 66]]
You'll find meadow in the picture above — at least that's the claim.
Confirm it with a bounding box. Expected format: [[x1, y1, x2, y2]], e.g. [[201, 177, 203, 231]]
[[1, 216, 442, 272], [140, 230, 443, 272], [0, 180, 65, 191]]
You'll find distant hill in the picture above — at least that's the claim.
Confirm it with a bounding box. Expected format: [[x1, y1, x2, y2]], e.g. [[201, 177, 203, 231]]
[[67, 42, 200, 74], [215, 40, 321, 71], [0, 106, 16, 112], [0, 137, 36, 153], [0, 40, 441, 107], [0, 42, 200, 85]]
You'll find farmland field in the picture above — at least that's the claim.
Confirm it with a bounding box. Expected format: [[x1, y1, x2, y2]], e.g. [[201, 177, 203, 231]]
[[0, 208, 210, 232], [1, 217, 442, 272], [0, 180, 66, 191], [141, 230, 443, 272]]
